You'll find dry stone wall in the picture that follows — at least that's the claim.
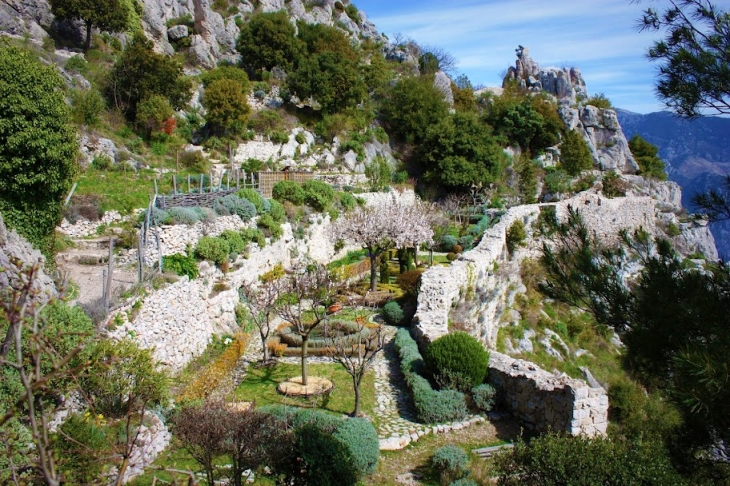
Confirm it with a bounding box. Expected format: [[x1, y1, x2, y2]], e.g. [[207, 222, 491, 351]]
[[489, 352, 608, 437], [412, 190, 669, 437]]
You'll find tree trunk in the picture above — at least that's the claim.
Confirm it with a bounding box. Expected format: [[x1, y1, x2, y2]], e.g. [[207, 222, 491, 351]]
[[352, 375, 362, 417], [413, 244, 419, 267], [115, 458, 129, 486], [85, 21, 92, 51], [301, 334, 309, 386], [261, 330, 270, 362], [369, 250, 378, 292]]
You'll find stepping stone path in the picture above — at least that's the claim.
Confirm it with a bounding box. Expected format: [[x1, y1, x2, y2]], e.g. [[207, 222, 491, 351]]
[[230, 322, 486, 451]]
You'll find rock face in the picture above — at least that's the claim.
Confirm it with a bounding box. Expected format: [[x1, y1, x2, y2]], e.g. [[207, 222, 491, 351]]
[[0, 0, 53, 42], [505, 46, 639, 174], [433, 70, 454, 106], [0, 213, 57, 304]]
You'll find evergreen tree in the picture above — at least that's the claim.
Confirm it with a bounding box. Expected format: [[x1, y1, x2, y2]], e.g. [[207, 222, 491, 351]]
[[628, 134, 667, 180], [50, 0, 134, 50]]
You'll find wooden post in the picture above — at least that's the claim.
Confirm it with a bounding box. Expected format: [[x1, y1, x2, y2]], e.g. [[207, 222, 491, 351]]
[[102, 268, 107, 309], [199, 174, 203, 194], [187, 175, 191, 194], [172, 174, 177, 195], [154, 225, 163, 274], [137, 231, 144, 283], [154, 178, 159, 195], [64, 182, 78, 206], [210, 172, 213, 193], [226, 171, 230, 190], [104, 237, 114, 315]]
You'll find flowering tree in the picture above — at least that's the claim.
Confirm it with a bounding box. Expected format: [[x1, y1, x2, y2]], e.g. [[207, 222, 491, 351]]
[[275, 261, 338, 385], [238, 269, 284, 363], [332, 195, 434, 291]]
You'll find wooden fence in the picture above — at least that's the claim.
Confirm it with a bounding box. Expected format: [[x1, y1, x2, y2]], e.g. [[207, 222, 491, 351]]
[[154, 170, 257, 210], [258, 171, 314, 198]]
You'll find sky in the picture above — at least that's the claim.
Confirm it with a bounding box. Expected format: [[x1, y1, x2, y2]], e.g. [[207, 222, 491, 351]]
[[355, 0, 667, 114]]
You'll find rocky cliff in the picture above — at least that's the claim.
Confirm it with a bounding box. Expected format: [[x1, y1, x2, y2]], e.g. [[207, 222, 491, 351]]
[[505, 46, 639, 174]]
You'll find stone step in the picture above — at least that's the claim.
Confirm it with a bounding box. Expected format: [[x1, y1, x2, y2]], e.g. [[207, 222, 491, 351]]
[[472, 442, 514, 458]]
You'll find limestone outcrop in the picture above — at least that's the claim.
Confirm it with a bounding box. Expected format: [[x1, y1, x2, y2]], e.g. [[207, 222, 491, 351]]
[[505, 46, 639, 174]]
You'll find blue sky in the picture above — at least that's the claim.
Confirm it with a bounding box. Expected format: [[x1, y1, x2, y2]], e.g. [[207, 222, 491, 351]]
[[355, 0, 666, 114]]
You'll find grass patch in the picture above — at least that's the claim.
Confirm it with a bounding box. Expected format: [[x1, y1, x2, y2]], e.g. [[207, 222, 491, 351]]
[[233, 361, 375, 417], [127, 440, 200, 486], [75, 167, 163, 213], [327, 248, 368, 269]]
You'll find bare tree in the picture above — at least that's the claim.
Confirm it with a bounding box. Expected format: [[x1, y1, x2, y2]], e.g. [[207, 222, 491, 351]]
[[441, 193, 467, 227], [172, 401, 230, 485], [332, 195, 434, 291], [0, 263, 87, 486], [419, 44, 458, 76], [276, 261, 338, 386], [324, 310, 386, 417], [239, 276, 284, 363]]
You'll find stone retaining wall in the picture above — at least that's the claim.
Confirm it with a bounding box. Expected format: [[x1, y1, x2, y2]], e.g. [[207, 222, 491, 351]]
[[412, 190, 659, 437], [489, 352, 608, 437]]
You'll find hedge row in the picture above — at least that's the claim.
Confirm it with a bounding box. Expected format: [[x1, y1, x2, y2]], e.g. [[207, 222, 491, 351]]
[[393, 329, 468, 424]]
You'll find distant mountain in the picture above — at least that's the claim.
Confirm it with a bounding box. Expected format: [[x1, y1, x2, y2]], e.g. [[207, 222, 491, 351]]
[[616, 109, 730, 259]]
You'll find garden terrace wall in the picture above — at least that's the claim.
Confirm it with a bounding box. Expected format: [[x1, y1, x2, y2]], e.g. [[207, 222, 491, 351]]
[[489, 352, 608, 437], [412, 190, 658, 437], [155, 188, 239, 209]]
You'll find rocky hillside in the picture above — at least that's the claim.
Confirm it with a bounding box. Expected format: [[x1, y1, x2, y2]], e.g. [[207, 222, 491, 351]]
[[617, 109, 730, 258]]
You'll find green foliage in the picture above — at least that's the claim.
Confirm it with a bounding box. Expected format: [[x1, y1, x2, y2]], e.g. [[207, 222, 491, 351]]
[[236, 11, 302, 74], [237, 188, 268, 214], [543, 167, 571, 194], [441, 235, 457, 252], [213, 194, 257, 221], [54, 413, 110, 482], [135, 94, 174, 138], [394, 328, 468, 424], [268, 129, 289, 144], [637, 0, 730, 117], [395, 269, 423, 300], [165, 206, 214, 225], [203, 78, 251, 135], [493, 432, 686, 486], [381, 75, 450, 144], [487, 96, 562, 154], [179, 150, 210, 173], [69, 88, 106, 126], [382, 300, 404, 326], [162, 252, 199, 279], [272, 180, 305, 205], [516, 155, 538, 204], [268, 198, 286, 221], [0, 45, 78, 256], [200, 65, 250, 91], [628, 134, 667, 180], [585, 93, 612, 109], [333, 418, 379, 476], [338, 192, 356, 212], [419, 52, 440, 76], [506, 220, 527, 254], [248, 109, 285, 135], [50, 0, 132, 49], [257, 213, 283, 240], [471, 383, 496, 412], [295, 423, 359, 486], [78, 339, 169, 418], [431, 445, 469, 485], [219, 229, 246, 254], [601, 171, 627, 198], [195, 236, 230, 264], [364, 156, 392, 191], [424, 331, 490, 392], [107, 35, 192, 120], [302, 179, 335, 211], [560, 130, 593, 175], [419, 111, 506, 189]]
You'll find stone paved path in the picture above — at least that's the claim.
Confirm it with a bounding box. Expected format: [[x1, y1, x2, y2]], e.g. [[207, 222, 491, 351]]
[[232, 322, 486, 450]]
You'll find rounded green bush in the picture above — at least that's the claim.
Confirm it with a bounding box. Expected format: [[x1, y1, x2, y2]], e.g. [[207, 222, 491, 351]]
[[432, 444, 469, 485], [213, 194, 257, 221], [383, 300, 404, 325], [302, 179, 335, 211], [268, 198, 286, 221], [219, 229, 246, 254], [425, 331, 489, 392], [338, 191, 356, 211], [194, 236, 230, 264], [272, 180, 305, 205], [238, 188, 269, 213], [471, 383, 496, 412], [441, 234, 457, 252], [334, 418, 380, 476]]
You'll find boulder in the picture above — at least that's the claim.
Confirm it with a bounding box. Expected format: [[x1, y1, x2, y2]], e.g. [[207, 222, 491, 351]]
[[167, 24, 188, 40], [433, 70, 454, 106]]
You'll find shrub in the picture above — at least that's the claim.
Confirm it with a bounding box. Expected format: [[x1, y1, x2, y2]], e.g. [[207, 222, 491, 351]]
[[446, 252, 457, 261], [219, 229, 246, 254], [396, 269, 423, 299], [450, 479, 478, 486], [333, 418, 380, 476], [272, 180, 305, 205], [238, 188, 269, 213], [150, 209, 170, 225], [54, 413, 110, 483], [506, 220, 527, 254], [269, 129, 289, 144], [241, 227, 266, 248], [424, 331, 490, 392], [394, 329, 468, 424], [432, 445, 469, 485], [338, 192, 356, 211], [602, 171, 627, 198], [166, 206, 203, 225], [383, 301, 404, 325], [544, 167, 571, 194], [441, 234, 457, 252], [560, 129, 593, 175], [302, 180, 335, 212], [179, 149, 210, 173], [471, 383, 496, 412], [268, 199, 286, 221], [457, 235, 474, 251], [295, 423, 359, 485], [213, 194, 257, 221], [195, 236, 230, 264], [163, 253, 199, 279], [257, 213, 283, 240]]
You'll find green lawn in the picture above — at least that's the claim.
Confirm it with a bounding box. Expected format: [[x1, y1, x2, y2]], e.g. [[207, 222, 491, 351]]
[[233, 361, 375, 417]]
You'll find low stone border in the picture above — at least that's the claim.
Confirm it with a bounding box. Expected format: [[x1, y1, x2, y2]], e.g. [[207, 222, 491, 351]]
[[378, 415, 486, 451], [277, 376, 334, 397]]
